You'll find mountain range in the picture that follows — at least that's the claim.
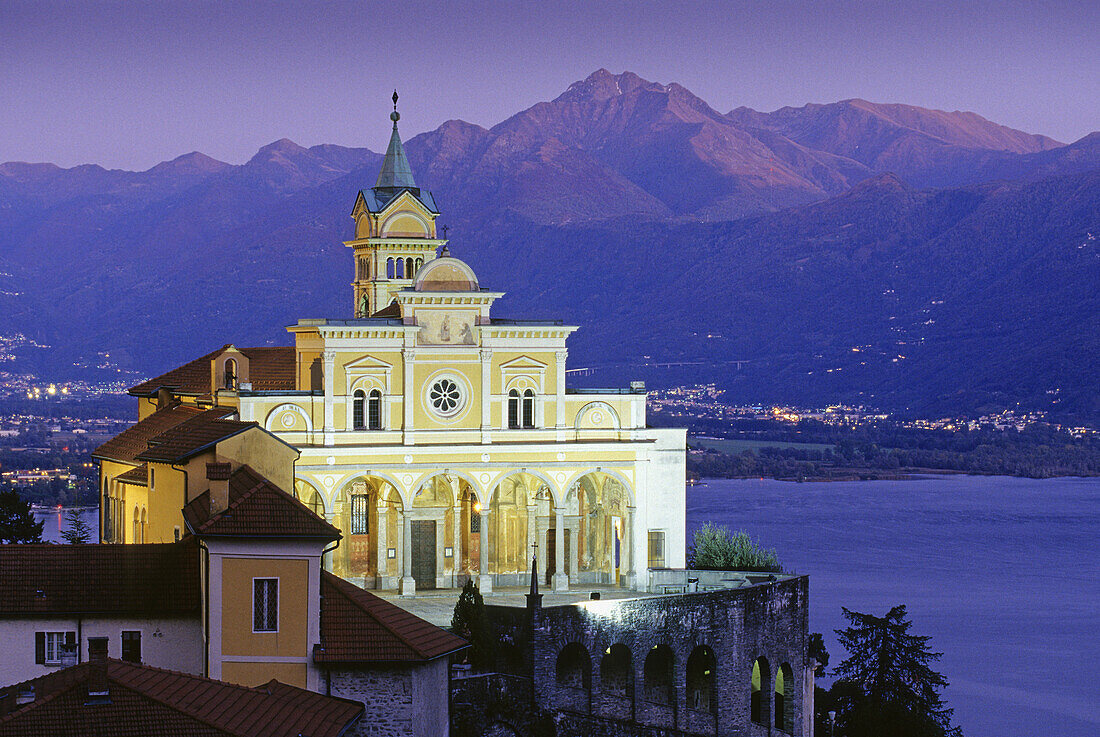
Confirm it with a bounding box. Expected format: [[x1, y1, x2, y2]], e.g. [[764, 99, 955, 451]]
[[1, 70, 1097, 419]]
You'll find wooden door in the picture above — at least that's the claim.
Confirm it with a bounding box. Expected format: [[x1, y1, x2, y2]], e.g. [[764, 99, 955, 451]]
[[411, 520, 436, 590]]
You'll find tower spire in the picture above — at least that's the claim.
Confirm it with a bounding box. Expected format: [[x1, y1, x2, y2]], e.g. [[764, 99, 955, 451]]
[[375, 90, 417, 191]]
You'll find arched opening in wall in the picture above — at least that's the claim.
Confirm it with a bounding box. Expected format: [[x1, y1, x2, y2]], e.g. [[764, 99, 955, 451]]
[[387, 257, 395, 279], [406, 257, 414, 277], [751, 657, 771, 725], [140, 508, 147, 543], [567, 472, 631, 585], [411, 475, 459, 590], [522, 389, 535, 428], [415, 257, 423, 272], [507, 390, 520, 429], [293, 479, 326, 518], [775, 662, 793, 732], [600, 644, 633, 699], [223, 358, 237, 389], [497, 643, 524, 676], [396, 258, 406, 279], [556, 642, 591, 692], [133, 507, 140, 544], [331, 478, 399, 582], [352, 390, 366, 430], [481, 722, 521, 737], [686, 645, 717, 715], [489, 474, 529, 578], [368, 389, 382, 429], [643, 644, 675, 706]]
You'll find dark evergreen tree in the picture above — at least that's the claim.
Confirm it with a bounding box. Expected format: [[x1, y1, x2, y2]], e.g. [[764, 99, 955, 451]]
[[830, 605, 962, 737], [451, 579, 496, 669], [60, 508, 92, 544], [0, 488, 44, 543]]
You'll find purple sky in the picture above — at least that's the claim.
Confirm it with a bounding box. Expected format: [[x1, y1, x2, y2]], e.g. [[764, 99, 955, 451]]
[[2, 0, 1097, 170]]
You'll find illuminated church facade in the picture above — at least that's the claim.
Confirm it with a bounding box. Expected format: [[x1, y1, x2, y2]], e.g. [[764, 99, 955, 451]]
[[102, 101, 687, 597]]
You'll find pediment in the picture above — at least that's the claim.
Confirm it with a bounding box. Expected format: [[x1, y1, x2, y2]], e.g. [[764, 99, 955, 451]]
[[379, 190, 435, 221], [343, 354, 394, 371], [499, 355, 548, 371]]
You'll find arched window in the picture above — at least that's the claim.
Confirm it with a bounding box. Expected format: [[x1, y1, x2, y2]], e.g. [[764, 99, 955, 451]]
[[386, 257, 394, 279], [643, 644, 675, 706], [352, 390, 366, 430], [406, 257, 414, 277], [367, 389, 382, 430], [600, 644, 632, 698], [415, 257, 423, 272], [751, 657, 771, 725], [140, 508, 147, 543], [395, 258, 404, 279], [508, 390, 520, 429], [522, 389, 535, 428], [133, 507, 140, 544], [224, 358, 237, 389], [775, 662, 794, 732], [687, 645, 717, 715]]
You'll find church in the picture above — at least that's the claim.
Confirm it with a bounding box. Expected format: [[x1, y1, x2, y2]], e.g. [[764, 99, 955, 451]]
[[100, 95, 687, 598]]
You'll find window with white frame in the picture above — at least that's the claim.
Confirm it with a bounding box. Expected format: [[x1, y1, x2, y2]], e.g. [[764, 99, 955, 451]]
[[253, 578, 278, 632], [36, 631, 75, 665]]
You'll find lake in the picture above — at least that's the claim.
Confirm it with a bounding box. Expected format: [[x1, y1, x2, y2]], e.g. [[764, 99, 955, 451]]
[[33, 506, 99, 543], [688, 475, 1100, 737]]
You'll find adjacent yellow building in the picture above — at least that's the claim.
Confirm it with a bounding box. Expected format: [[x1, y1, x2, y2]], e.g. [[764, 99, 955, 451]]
[[105, 103, 687, 596]]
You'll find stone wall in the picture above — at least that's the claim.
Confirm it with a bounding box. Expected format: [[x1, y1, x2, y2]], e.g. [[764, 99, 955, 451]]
[[327, 658, 449, 737], [470, 576, 810, 737]]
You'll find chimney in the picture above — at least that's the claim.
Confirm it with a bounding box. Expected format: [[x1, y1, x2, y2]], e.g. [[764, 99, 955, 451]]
[[207, 462, 232, 514], [86, 637, 109, 703]]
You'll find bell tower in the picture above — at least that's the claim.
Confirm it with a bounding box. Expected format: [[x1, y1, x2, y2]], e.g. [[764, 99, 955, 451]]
[[346, 91, 447, 316]]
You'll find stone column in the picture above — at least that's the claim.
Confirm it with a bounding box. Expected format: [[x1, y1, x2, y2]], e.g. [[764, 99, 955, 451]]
[[375, 504, 388, 589], [480, 349, 492, 443], [624, 505, 637, 589], [399, 511, 415, 596], [451, 500, 464, 582], [553, 506, 568, 591], [322, 349, 336, 447], [402, 348, 415, 445], [478, 508, 493, 594], [526, 503, 537, 575]]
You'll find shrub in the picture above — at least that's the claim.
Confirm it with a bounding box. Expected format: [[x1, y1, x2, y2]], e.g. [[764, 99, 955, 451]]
[[688, 523, 783, 572]]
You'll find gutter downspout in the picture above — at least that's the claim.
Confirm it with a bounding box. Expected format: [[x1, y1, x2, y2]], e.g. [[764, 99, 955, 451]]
[[198, 537, 210, 678]]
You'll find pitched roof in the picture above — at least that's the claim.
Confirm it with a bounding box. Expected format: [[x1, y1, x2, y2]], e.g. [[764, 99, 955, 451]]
[[91, 404, 208, 464], [115, 464, 149, 486], [135, 413, 256, 464], [314, 572, 467, 664], [0, 659, 362, 737], [183, 465, 340, 540], [0, 541, 200, 617], [128, 346, 296, 397]]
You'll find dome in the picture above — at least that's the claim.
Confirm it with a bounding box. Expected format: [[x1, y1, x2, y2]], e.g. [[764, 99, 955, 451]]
[[413, 256, 480, 292]]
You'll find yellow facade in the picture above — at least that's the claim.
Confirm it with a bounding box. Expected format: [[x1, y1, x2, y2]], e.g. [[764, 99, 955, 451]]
[[105, 108, 687, 597]]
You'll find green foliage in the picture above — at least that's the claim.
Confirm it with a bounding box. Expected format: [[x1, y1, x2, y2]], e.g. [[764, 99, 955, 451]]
[[60, 508, 92, 544], [688, 523, 782, 572], [808, 632, 830, 670], [451, 579, 495, 670], [827, 605, 961, 737], [0, 488, 44, 543]]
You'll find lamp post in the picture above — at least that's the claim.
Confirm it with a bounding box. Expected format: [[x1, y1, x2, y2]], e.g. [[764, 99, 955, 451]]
[[828, 710, 836, 737]]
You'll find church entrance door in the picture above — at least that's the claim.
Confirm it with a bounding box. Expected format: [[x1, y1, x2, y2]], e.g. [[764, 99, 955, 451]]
[[411, 520, 436, 590], [546, 528, 571, 585]]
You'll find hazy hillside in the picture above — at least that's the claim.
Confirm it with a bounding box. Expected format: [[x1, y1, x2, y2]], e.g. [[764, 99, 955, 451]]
[[1, 70, 1096, 420]]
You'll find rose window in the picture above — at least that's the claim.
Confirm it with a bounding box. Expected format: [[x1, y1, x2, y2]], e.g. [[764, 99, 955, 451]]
[[429, 378, 462, 414]]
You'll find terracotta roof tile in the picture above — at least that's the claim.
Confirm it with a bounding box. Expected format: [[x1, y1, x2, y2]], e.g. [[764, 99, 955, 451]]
[[115, 464, 149, 486], [0, 541, 200, 617], [135, 413, 254, 464], [91, 404, 208, 464], [183, 466, 340, 540], [0, 659, 362, 737], [315, 572, 467, 664], [129, 346, 296, 397]]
